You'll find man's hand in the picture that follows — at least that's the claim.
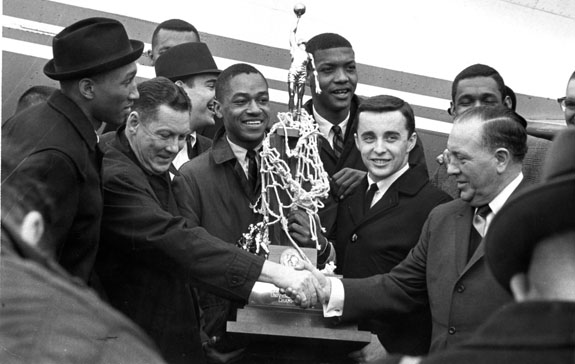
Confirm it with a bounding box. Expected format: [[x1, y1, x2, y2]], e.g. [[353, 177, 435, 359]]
[[260, 261, 320, 308], [284, 259, 332, 305], [331, 168, 367, 200], [348, 334, 389, 364], [287, 209, 326, 250]]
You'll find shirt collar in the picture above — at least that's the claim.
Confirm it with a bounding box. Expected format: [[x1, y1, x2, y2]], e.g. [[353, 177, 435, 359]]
[[485, 173, 524, 216], [226, 136, 262, 162], [367, 163, 410, 195], [313, 106, 350, 139]]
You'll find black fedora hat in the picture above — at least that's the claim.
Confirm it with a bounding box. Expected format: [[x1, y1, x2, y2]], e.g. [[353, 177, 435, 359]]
[[44, 17, 144, 80], [154, 42, 221, 82], [485, 128, 575, 292]]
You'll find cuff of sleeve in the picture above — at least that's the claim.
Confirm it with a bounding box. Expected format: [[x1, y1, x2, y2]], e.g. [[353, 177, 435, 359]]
[[323, 277, 344, 317]]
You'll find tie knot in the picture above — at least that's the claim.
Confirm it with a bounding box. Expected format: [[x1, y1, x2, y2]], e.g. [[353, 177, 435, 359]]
[[246, 149, 257, 159], [368, 183, 379, 193], [475, 205, 491, 219], [332, 125, 342, 135]]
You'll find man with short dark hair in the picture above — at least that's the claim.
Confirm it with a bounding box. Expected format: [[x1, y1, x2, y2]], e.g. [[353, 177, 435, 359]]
[[0, 146, 166, 364], [432, 64, 550, 198], [331, 95, 451, 361], [173, 64, 331, 362], [295, 106, 530, 357], [302, 33, 426, 235], [419, 128, 575, 364], [2, 17, 143, 282], [155, 42, 221, 169], [13, 85, 58, 116], [150, 19, 200, 65], [98, 76, 318, 364]]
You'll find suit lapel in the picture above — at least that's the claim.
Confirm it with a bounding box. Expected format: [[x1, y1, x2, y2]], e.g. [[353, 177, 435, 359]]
[[455, 204, 474, 275], [347, 178, 368, 227]]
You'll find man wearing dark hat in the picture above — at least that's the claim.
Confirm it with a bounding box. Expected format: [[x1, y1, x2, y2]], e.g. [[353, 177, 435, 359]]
[[155, 42, 221, 170], [294, 106, 531, 356], [2, 17, 143, 282], [302, 32, 426, 238], [418, 128, 575, 364]]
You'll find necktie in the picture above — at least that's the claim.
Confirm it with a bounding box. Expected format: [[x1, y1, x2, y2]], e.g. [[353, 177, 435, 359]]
[[364, 183, 379, 214], [468, 205, 492, 261], [246, 149, 258, 192], [186, 134, 197, 159], [332, 125, 344, 159]]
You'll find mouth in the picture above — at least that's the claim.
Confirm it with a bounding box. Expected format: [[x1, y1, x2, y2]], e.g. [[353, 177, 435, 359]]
[[331, 88, 351, 99], [371, 158, 391, 166], [456, 181, 468, 189], [207, 101, 215, 113], [242, 119, 264, 127]]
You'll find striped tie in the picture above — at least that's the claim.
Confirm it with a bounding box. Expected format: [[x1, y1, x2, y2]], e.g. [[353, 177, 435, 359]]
[[332, 125, 344, 159]]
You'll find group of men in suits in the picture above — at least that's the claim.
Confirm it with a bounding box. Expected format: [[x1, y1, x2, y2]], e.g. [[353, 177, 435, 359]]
[[2, 12, 572, 364]]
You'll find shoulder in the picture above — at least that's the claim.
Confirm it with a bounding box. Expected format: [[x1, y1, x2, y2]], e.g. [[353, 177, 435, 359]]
[[178, 149, 214, 179]]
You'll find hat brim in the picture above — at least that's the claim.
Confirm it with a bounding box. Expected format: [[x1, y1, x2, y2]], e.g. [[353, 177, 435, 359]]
[[485, 177, 575, 292], [44, 39, 144, 80], [166, 68, 222, 82]]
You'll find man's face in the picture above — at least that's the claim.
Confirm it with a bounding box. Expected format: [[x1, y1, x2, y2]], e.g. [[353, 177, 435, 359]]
[[564, 78, 575, 127], [92, 62, 139, 126], [181, 73, 218, 130], [129, 104, 190, 174], [451, 76, 506, 117], [215, 72, 270, 150], [309, 47, 358, 115], [151, 29, 199, 65], [355, 110, 416, 182], [446, 118, 500, 206]]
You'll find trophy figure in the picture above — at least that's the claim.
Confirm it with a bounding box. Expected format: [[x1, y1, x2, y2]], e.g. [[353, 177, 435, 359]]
[[237, 3, 330, 269]]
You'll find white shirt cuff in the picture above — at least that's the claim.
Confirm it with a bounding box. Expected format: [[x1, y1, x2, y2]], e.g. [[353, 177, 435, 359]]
[[323, 277, 344, 317]]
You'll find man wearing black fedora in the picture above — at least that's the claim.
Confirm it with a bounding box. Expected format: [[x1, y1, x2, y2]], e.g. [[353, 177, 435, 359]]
[[2, 17, 143, 283], [418, 128, 575, 364], [155, 42, 221, 171]]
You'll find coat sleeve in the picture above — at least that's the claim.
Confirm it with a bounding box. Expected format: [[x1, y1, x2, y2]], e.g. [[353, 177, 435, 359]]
[[340, 211, 433, 321], [101, 162, 265, 301]]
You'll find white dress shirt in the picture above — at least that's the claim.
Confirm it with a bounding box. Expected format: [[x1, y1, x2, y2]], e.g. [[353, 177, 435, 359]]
[[313, 106, 350, 150]]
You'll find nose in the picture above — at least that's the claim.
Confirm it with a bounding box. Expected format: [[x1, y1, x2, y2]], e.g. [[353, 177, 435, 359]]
[[165, 137, 181, 154], [246, 99, 262, 114], [446, 158, 460, 176], [334, 67, 350, 83], [129, 81, 139, 100], [373, 138, 387, 154]]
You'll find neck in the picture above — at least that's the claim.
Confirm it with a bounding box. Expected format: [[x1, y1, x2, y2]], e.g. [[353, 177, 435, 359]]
[[64, 91, 103, 131], [314, 103, 350, 125]]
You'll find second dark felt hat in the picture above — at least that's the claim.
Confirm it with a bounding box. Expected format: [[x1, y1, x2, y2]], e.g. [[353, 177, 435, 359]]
[[485, 128, 575, 292], [44, 17, 144, 80], [154, 42, 221, 81]]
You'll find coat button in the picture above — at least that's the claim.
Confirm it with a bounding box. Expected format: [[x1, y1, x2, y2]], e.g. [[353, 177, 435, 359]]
[[351, 234, 358, 243], [456, 284, 465, 293], [448, 327, 456, 335]]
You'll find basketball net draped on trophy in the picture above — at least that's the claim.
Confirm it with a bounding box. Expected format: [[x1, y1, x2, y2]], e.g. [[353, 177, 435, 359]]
[[237, 3, 332, 270]]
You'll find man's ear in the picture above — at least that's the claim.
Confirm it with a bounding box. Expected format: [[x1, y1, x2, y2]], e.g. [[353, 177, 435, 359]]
[[354, 132, 360, 151], [175, 80, 185, 88], [448, 102, 454, 116], [78, 78, 96, 100], [510, 273, 529, 302], [19, 211, 44, 247], [494, 147, 511, 173], [214, 100, 223, 119], [407, 132, 417, 153], [126, 111, 140, 134], [503, 95, 513, 110]]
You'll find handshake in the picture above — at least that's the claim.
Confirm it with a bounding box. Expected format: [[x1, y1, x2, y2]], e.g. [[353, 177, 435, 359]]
[[274, 260, 333, 309]]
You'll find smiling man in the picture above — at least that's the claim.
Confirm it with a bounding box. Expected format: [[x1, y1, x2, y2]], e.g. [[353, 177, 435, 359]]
[[302, 33, 427, 238], [98, 76, 320, 364], [330, 95, 450, 361], [2, 17, 142, 283], [155, 42, 221, 171], [173, 63, 327, 362]]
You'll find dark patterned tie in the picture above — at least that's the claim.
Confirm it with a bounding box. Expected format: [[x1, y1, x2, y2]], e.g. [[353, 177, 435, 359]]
[[332, 125, 344, 159], [246, 149, 258, 192], [468, 205, 492, 261], [364, 183, 379, 214]]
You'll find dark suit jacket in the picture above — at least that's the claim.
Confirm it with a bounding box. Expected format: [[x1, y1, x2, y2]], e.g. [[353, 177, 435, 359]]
[[2, 91, 102, 283], [303, 96, 428, 236], [340, 180, 529, 353], [419, 301, 575, 364], [97, 128, 265, 364], [334, 163, 451, 355]]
